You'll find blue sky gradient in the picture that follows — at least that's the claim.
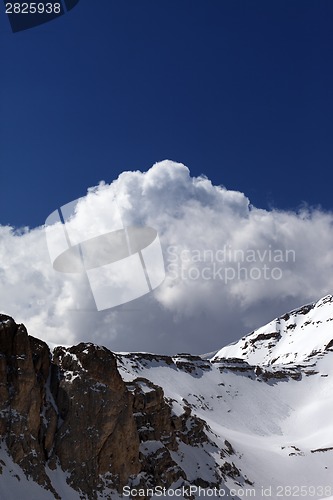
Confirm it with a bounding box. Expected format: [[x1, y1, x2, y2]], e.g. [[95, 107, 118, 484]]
[[1, 0, 333, 228]]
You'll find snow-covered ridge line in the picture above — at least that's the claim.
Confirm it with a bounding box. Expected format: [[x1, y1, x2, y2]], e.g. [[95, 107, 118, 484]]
[[1, 295, 333, 499], [212, 294, 333, 366]]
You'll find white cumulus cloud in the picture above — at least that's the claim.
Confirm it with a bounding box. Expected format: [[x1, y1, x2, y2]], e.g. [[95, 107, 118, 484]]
[[1, 160, 333, 354]]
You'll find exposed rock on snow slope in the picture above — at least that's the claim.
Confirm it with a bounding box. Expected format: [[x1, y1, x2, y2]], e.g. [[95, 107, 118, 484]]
[[213, 294, 333, 365], [1, 296, 333, 499]]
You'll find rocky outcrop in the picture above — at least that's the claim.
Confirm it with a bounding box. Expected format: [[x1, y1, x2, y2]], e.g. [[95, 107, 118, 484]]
[[0, 315, 226, 498], [51, 343, 141, 496], [127, 377, 214, 492], [2, 299, 333, 499], [0, 317, 142, 498], [0, 314, 58, 496]]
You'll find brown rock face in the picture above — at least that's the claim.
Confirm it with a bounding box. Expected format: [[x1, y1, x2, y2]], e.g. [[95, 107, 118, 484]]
[[51, 343, 141, 496], [0, 315, 222, 499], [0, 314, 57, 495], [0, 317, 141, 498], [127, 376, 215, 493]]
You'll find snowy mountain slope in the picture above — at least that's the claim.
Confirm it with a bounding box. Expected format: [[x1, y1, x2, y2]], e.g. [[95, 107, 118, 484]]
[[1, 296, 333, 499], [213, 294, 333, 366], [115, 295, 333, 498], [116, 347, 333, 499], [0, 451, 126, 500]]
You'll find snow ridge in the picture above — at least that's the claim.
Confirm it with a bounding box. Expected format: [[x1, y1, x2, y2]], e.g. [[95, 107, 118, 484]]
[[213, 294, 333, 366]]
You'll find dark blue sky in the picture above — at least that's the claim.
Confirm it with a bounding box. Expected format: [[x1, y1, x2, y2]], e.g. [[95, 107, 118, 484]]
[[1, 0, 333, 228]]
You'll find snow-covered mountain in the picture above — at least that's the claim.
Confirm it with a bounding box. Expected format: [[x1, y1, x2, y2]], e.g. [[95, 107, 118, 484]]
[[213, 294, 333, 365], [1, 296, 333, 499]]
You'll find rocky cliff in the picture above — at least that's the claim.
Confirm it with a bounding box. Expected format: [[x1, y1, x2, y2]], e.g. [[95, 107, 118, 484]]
[[0, 314, 139, 497], [0, 314, 233, 499], [1, 297, 333, 499]]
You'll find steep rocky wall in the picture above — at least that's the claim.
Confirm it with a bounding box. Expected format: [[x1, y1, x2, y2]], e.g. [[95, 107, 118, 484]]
[[51, 342, 141, 495], [0, 314, 58, 496], [0, 315, 224, 499], [0, 316, 143, 498]]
